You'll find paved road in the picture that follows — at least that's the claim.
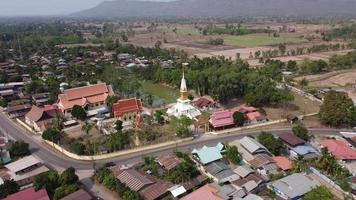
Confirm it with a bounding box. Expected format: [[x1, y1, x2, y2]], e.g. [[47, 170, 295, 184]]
[[0, 112, 347, 170]]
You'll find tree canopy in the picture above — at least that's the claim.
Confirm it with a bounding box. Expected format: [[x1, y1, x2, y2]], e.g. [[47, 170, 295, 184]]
[[225, 145, 242, 164], [233, 112, 247, 127], [9, 140, 30, 158], [302, 186, 334, 200], [319, 91, 356, 127], [0, 180, 19, 199], [257, 132, 284, 155], [292, 123, 310, 141], [71, 105, 87, 121]]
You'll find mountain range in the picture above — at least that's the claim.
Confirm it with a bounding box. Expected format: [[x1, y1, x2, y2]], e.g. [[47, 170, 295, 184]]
[[73, 0, 356, 18]]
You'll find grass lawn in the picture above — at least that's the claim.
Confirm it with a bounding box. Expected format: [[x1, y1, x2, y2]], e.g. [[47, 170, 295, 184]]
[[222, 34, 303, 47], [141, 81, 179, 104]]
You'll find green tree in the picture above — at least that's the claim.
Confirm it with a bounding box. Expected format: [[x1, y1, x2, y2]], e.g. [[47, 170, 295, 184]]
[[81, 121, 94, 135], [302, 186, 334, 200], [145, 94, 154, 107], [42, 127, 61, 143], [0, 180, 19, 199], [319, 91, 355, 127], [53, 184, 80, 200], [106, 95, 119, 117], [292, 123, 310, 141], [164, 161, 200, 184], [257, 132, 284, 155], [114, 120, 124, 133], [233, 112, 247, 127], [154, 110, 165, 125], [59, 167, 79, 186], [106, 132, 130, 152], [33, 170, 60, 196], [225, 145, 241, 164], [123, 190, 141, 200], [9, 140, 30, 158], [69, 142, 86, 155], [170, 116, 193, 138], [71, 105, 87, 121]]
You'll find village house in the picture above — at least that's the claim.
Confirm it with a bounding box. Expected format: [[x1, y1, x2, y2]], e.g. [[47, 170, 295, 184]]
[[192, 97, 217, 111], [31, 92, 50, 106], [25, 105, 62, 132], [320, 139, 356, 162], [180, 184, 223, 200], [4, 187, 50, 200], [234, 104, 267, 125], [5, 104, 32, 118], [249, 154, 279, 176], [231, 136, 270, 162], [112, 98, 143, 122], [204, 161, 240, 184], [268, 173, 320, 200], [209, 110, 235, 131], [57, 83, 114, 117], [60, 189, 93, 200], [192, 143, 225, 165], [4, 155, 49, 187]]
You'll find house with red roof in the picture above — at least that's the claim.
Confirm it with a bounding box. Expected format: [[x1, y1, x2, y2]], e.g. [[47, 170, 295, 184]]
[[209, 110, 235, 131], [272, 156, 293, 171], [246, 111, 267, 125], [25, 105, 62, 132], [57, 83, 114, 116], [320, 139, 356, 161], [233, 104, 267, 125], [4, 187, 50, 200], [112, 98, 143, 122], [181, 184, 223, 200], [192, 97, 217, 110]]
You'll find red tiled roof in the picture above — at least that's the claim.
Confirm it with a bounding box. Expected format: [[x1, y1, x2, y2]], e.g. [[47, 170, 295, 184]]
[[58, 83, 114, 110], [321, 139, 356, 160], [25, 105, 60, 122], [209, 110, 234, 128], [272, 156, 293, 171], [246, 111, 266, 121], [278, 133, 305, 147], [193, 97, 214, 108], [234, 104, 257, 114], [5, 187, 50, 200], [180, 184, 222, 200], [113, 98, 143, 118]]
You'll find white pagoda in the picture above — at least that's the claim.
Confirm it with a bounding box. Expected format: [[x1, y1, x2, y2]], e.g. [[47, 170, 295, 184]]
[[167, 72, 201, 119]]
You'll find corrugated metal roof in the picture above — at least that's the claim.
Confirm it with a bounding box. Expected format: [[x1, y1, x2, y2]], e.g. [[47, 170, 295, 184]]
[[5, 155, 40, 173]]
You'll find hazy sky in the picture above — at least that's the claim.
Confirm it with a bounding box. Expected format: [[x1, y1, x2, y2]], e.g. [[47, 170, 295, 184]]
[[0, 0, 174, 16]]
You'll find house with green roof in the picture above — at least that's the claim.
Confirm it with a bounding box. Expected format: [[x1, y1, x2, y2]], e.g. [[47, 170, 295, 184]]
[[192, 142, 225, 165]]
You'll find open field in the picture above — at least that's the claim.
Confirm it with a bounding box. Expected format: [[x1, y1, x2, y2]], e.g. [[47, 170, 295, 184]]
[[264, 92, 321, 121], [222, 33, 304, 48], [141, 81, 179, 104]]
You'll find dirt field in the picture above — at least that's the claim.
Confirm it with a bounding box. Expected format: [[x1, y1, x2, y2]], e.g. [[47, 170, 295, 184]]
[[295, 69, 356, 88]]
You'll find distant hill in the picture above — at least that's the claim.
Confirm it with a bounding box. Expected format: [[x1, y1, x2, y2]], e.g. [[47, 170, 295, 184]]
[[73, 0, 356, 18]]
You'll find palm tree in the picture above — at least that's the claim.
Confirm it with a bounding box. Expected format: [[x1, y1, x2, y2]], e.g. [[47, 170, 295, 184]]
[[82, 121, 94, 135]]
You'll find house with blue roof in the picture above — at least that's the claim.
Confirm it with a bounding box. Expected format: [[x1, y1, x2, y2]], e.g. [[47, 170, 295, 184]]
[[192, 142, 225, 165], [290, 145, 319, 160]]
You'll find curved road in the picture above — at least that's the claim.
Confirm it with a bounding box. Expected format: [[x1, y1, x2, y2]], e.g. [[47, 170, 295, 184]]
[[0, 112, 347, 170]]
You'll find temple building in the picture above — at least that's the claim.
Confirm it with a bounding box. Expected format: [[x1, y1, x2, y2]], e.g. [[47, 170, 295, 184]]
[[167, 72, 201, 119]]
